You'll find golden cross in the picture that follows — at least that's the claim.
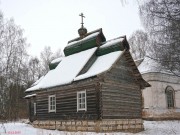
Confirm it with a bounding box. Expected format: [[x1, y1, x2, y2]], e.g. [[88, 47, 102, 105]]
[[79, 13, 85, 27]]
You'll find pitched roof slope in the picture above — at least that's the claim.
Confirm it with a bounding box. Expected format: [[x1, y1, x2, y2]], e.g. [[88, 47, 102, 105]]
[[26, 47, 97, 92], [75, 50, 124, 81]]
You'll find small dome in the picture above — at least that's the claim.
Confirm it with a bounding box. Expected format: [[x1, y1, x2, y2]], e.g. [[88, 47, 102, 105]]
[[78, 27, 87, 37]]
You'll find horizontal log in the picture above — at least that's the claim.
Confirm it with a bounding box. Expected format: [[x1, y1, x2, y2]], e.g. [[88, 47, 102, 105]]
[[102, 103, 141, 109], [102, 81, 140, 89], [37, 82, 98, 95], [102, 115, 141, 119], [102, 105, 141, 110], [102, 93, 141, 99], [102, 87, 140, 93]]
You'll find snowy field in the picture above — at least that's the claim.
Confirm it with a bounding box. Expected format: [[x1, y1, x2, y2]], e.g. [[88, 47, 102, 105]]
[[0, 121, 180, 135]]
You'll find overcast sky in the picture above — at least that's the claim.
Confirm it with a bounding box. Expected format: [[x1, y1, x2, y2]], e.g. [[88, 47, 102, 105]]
[[0, 0, 143, 57]]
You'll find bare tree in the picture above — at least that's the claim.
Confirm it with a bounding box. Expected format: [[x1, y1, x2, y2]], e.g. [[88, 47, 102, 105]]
[[40, 46, 62, 74], [128, 30, 152, 60], [40, 46, 53, 74], [0, 14, 29, 120], [0, 10, 63, 120], [21, 57, 42, 88], [139, 0, 180, 76]]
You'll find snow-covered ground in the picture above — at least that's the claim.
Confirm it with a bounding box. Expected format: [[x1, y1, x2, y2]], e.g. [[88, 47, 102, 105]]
[[0, 120, 180, 135]]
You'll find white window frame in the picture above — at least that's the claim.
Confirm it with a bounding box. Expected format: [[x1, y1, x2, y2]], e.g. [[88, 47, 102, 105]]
[[48, 95, 56, 113], [77, 90, 87, 112], [34, 103, 36, 115]]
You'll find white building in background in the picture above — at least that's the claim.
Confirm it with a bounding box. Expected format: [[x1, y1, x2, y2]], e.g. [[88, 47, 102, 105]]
[[137, 57, 180, 120]]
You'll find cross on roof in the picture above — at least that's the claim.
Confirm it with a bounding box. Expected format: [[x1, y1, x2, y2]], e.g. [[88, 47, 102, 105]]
[[79, 13, 85, 27]]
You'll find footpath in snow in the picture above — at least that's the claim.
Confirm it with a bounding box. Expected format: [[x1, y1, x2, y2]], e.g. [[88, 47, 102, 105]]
[[0, 121, 180, 135]]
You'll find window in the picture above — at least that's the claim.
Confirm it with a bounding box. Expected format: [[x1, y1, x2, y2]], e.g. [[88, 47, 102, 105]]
[[48, 95, 56, 112], [77, 90, 87, 111], [165, 86, 174, 108], [34, 103, 36, 115]]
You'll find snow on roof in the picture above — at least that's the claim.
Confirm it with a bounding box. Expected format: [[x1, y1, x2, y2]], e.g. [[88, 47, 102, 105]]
[[24, 94, 36, 98], [25, 71, 52, 92], [51, 57, 63, 64], [31, 76, 44, 87], [138, 57, 171, 74], [100, 37, 124, 49], [67, 32, 99, 47], [26, 47, 97, 92], [74, 50, 124, 81]]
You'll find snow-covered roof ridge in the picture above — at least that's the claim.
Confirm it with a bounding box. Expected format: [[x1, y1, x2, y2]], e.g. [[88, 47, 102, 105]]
[[100, 36, 125, 49], [67, 28, 104, 44], [51, 57, 64, 64], [67, 32, 100, 47]]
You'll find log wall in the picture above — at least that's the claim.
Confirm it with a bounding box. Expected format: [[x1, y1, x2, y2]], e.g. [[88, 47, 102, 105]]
[[100, 53, 142, 119], [35, 82, 100, 121]]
